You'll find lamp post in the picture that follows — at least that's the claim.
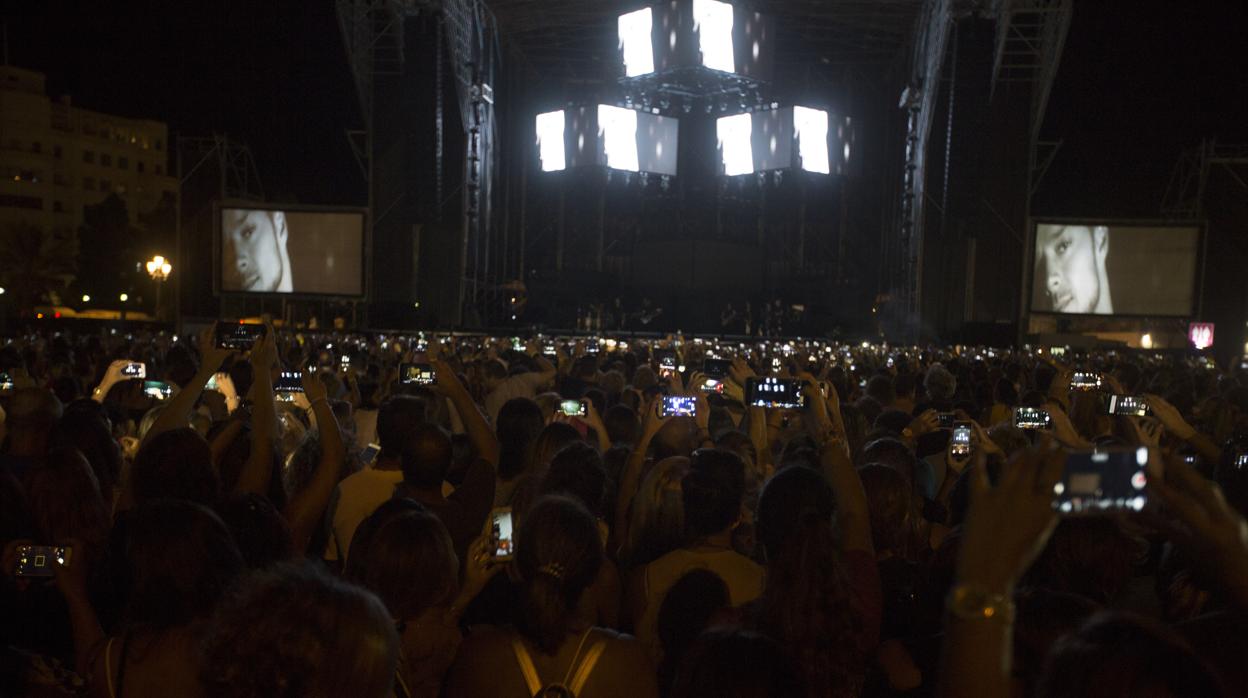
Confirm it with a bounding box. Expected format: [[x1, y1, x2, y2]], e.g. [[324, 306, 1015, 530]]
[[146, 255, 172, 322]]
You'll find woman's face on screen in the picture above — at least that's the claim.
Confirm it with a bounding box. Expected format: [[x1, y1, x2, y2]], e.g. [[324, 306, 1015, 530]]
[[1040, 225, 1101, 313], [224, 210, 284, 291]]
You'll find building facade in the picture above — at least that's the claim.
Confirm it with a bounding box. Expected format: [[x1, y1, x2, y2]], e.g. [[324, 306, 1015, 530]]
[[0, 65, 178, 235]]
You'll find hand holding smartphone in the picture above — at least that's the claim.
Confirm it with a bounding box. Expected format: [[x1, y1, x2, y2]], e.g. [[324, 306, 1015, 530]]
[[215, 322, 267, 351], [659, 395, 697, 418], [1053, 448, 1155, 514], [1013, 406, 1052, 430], [560, 399, 588, 418], [15, 545, 71, 578], [489, 507, 515, 561]]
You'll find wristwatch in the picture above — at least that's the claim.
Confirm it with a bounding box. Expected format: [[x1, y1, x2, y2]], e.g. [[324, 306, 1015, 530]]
[[946, 583, 1015, 623]]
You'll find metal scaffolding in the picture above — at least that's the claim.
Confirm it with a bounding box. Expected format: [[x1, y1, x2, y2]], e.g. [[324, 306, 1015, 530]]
[[989, 0, 1072, 142], [1162, 140, 1248, 219]]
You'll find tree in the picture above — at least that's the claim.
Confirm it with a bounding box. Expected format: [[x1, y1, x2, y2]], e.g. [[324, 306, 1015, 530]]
[[0, 222, 79, 315]]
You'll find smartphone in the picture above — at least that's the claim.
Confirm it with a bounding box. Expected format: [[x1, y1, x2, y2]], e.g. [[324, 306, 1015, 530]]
[[1053, 448, 1154, 514], [143, 381, 174, 400], [205, 373, 220, 391], [340, 354, 352, 368], [770, 357, 782, 372], [886, 356, 895, 369], [511, 337, 524, 352], [1107, 395, 1150, 417], [937, 412, 958, 429], [361, 442, 381, 466], [121, 362, 146, 379], [560, 399, 588, 417], [399, 363, 436, 386], [950, 422, 972, 458], [1071, 372, 1102, 391], [700, 377, 725, 394], [215, 322, 266, 350], [1050, 346, 1067, 358], [542, 344, 558, 358], [0, 372, 13, 392], [586, 341, 600, 355], [655, 349, 677, 370], [745, 376, 807, 410], [702, 358, 732, 378], [659, 366, 678, 381], [490, 507, 515, 561], [15, 545, 71, 577], [1013, 406, 1052, 430], [275, 371, 304, 394], [659, 395, 698, 417]]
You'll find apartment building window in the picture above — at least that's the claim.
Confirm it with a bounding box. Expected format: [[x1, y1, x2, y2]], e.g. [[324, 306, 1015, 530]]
[[84, 177, 95, 191], [53, 145, 62, 159], [119, 156, 129, 170], [101, 153, 112, 167], [83, 150, 95, 164], [136, 161, 145, 173]]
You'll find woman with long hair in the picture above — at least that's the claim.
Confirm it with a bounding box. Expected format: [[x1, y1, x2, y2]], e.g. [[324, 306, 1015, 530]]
[[445, 495, 658, 697]]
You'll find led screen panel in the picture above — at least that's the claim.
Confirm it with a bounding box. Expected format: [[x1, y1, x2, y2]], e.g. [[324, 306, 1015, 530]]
[[597, 105, 680, 176], [717, 108, 793, 175], [693, 0, 735, 72], [219, 207, 365, 296], [619, 7, 655, 77], [535, 110, 566, 172], [1030, 222, 1199, 316]]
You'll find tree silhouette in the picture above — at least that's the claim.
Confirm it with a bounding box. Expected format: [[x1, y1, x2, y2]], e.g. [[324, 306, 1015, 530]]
[[0, 222, 79, 316]]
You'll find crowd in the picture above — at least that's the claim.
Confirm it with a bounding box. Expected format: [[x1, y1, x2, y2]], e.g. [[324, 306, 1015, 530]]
[[2, 325, 1248, 697]]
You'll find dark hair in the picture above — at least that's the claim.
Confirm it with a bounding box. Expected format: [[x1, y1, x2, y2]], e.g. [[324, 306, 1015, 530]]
[[658, 570, 731, 691], [376, 396, 426, 460], [671, 628, 804, 698], [681, 449, 746, 542], [359, 510, 458, 621], [23, 447, 110, 555], [399, 423, 453, 489], [1037, 612, 1226, 698], [603, 404, 640, 445], [865, 375, 896, 407], [1023, 517, 1137, 606], [131, 428, 219, 506], [201, 562, 399, 698], [754, 465, 863, 697], [344, 498, 428, 582], [52, 401, 122, 496], [122, 500, 244, 629], [861, 437, 919, 486], [516, 495, 603, 655], [496, 398, 545, 480], [214, 493, 293, 569], [540, 441, 608, 519], [859, 464, 912, 555]]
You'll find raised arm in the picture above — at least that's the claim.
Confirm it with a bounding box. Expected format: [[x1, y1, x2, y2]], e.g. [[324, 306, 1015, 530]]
[[614, 396, 670, 548], [285, 370, 345, 554], [805, 380, 872, 556], [1146, 394, 1223, 464], [433, 358, 499, 465], [234, 327, 277, 496], [141, 324, 235, 447]]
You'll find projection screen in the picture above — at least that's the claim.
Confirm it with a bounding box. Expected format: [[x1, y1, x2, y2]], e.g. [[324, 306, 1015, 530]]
[[1029, 222, 1200, 316], [219, 206, 366, 297]]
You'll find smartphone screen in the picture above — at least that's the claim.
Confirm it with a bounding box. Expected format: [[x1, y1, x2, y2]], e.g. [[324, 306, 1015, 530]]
[[745, 377, 806, 410], [702, 358, 731, 378], [143, 381, 174, 400], [542, 344, 558, 357], [1071, 372, 1102, 391], [560, 399, 588, 417], [700, 378, 724, 394], [490, 508, 515, 560], [660, 395, 698, 418], [122, 362, 146, 379], [15, 545, 71, 578], [1107, 395, 1150, 417], [1013, 406, 1052, 430], [951, 423, 972, 457], [1053, 448, 1153, 514], [275, 371, 304, 394], [0, 372, 13, 391], [399, 363, 436, 386], [215, 322, 266, 350], [361, 443, 381, 466]]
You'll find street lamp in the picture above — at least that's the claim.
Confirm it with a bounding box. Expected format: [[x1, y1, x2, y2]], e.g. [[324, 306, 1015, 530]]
[[146, 255, 172, 322]]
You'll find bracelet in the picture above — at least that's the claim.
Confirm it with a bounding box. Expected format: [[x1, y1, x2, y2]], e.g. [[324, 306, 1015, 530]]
[[946, 583, 1015, 623]]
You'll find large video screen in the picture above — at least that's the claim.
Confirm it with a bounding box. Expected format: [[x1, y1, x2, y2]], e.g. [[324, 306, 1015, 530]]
[[718, 106, 840, 176], [617, 1, 773, 81], [598, 105, 679, 175], [220, 207, 365, 296], [1030, 222, 1199, 316]]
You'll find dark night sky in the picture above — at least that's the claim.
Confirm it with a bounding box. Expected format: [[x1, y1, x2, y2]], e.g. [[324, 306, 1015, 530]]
[[7, 1, 1246, 217]]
